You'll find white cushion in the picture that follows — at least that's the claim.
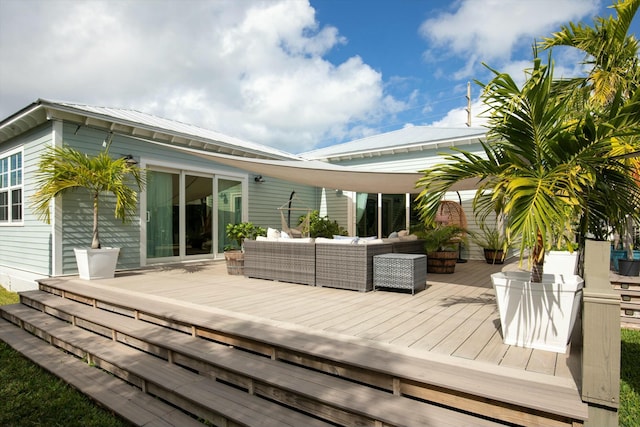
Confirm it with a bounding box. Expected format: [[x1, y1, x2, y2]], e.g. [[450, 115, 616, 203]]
[[399, 234, 418, 241], [267, 227, 281, 239], [358, 238, 384, 245]]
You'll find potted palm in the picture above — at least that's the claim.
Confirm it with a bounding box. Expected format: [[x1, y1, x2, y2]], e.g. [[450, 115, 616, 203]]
[[418, 225, 465, 273], [471, 223, 510, 265], [31, 145, 145, 280], [416, 45, 640, 352], [224, 222, 266, 275]]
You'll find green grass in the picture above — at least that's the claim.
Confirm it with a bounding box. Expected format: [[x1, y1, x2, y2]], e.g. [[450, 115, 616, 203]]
[[620, 328, 640, 427], [0, 286, 132, 427], [0, 285, 19, 305]]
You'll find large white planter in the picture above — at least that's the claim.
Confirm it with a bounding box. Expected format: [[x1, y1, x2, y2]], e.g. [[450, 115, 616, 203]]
[[491, 271, 583, 353], [73, 247, 120, 280], [543, 250, 579, 275]]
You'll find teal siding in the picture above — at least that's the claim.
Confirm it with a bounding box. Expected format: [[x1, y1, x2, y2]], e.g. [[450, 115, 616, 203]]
[[322, 189, 350, 232], [55, 123, 325, 271], [329, 141, 487, 173], [59, 123, 254, 272], [247, 177, 319, 230], [0, 123, 55, 275]]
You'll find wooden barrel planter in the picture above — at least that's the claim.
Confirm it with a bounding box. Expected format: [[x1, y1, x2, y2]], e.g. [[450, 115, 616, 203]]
[[426, 250, 458, 273], [224, 250, 245, 275], [483, 249, 505, 265]]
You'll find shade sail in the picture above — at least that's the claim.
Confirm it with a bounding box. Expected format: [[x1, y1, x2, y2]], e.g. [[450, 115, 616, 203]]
[[145, 139, 481, 193]]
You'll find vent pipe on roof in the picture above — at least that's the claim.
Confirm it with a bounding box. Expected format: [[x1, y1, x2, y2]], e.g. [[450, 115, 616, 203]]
[[465, 82, 472, 127]]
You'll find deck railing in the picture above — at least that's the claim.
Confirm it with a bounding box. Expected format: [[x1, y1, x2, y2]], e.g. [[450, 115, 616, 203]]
[[582, 239, 621, 426]]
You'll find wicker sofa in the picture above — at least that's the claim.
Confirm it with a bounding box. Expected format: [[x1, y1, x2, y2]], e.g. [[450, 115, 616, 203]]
[[243, 237, 425, 291], [243, 238, 316, 285]]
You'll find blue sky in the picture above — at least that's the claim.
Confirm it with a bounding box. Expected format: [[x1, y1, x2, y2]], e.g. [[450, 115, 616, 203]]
[[0, 0, 638, 153]]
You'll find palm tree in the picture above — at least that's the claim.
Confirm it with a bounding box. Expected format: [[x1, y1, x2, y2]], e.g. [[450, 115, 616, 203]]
[[540, 0, 639, 109], [31, 145, 145, 249], [541, 0, 640, 250], [416, 52, 640, 283]]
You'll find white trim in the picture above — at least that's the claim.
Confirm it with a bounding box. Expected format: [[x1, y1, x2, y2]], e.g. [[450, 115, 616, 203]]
[[0, 104, 42, 130], [178, 172, 186, 258], [52, 120, 63, 275], [377, 193, 382, 238], [143, 157, 246, 181], [0, 145, 25, 226]]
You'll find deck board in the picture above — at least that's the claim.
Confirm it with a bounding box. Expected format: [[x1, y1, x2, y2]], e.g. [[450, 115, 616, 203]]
[[52, 259, 581, 384]]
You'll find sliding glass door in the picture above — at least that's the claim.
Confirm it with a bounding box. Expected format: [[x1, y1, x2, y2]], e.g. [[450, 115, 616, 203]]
[[217, 178, 243, 253], [146, 169, 237, 262], [146, 170, 178, 258], [356, 192, 412, 238], [185, 174, 213, 256]]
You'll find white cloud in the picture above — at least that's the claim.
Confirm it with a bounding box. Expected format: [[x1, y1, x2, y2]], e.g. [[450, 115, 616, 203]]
[[0, 0, 401, 153], [429, 99, 488, 128], [420, 0, 600, 78]]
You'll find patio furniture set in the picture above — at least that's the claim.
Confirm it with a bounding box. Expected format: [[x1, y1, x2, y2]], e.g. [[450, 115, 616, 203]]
[[243, 237, 427, 293]]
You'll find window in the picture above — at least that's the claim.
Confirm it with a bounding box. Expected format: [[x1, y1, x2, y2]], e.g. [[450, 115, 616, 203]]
[[0, 149, 23, 224]]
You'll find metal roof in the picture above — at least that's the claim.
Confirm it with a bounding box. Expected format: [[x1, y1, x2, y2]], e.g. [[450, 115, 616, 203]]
[[301, 126, 487, 161], [0, 99, 299, 160]]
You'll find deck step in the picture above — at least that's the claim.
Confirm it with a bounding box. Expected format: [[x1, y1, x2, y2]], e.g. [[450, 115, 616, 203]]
[[37, 278, 588, 427], [0, 304, 332, 427], [0, 317, 204, 427], [17, 289, 503, 427]]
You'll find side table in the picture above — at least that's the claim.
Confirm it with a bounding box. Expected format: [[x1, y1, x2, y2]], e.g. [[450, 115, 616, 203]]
[[373, 253, 427, 295]]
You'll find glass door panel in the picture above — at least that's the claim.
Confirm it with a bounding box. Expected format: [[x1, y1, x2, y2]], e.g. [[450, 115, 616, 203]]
[[147, 170, 179, 258], [217, 179, 243, 252], [356, 193, 378, 237], [382, 194, 406, 237], [185, 175, 213, 256]]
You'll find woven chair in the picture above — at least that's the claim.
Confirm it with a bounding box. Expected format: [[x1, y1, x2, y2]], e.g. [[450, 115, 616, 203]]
[[315, 242, 393, 292]]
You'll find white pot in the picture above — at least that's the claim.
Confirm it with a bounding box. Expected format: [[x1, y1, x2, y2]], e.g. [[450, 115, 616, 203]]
[[543, 250, 579, 275], [73, 247, 120, 280], [491, 271, 583, 353]]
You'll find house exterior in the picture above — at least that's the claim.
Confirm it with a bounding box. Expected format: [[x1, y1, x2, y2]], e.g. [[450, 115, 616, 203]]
[[0, 99, 488, 291], [301, 126, 488, 257]]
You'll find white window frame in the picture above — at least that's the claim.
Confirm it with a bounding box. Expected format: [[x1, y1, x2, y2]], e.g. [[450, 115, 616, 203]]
[[0, 147, 24, 226]]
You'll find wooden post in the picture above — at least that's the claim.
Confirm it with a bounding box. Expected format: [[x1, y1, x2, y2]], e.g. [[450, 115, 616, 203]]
[[582, 239, 620, 427]]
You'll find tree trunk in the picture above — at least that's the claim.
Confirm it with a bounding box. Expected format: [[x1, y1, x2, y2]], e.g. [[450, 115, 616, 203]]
[[530, 230, 545, 283], [92, 192, 100, 249]]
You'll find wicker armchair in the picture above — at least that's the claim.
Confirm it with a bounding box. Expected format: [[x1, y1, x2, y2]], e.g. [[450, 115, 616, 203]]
[[243, 239, 316, 286], [315, 242, 393, 292]]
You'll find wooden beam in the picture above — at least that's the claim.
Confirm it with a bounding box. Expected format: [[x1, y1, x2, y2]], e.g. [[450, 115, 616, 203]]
[[582, 239, 620, 427]]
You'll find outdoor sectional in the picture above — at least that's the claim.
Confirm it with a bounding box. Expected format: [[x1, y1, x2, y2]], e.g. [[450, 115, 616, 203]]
[[243, 236, 425, 291], [243, 239, 316, 286]]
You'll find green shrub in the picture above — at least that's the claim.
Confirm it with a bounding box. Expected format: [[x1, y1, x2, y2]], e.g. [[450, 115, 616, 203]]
[[225, 222, 266, 250], [299, 210, 347, 238]]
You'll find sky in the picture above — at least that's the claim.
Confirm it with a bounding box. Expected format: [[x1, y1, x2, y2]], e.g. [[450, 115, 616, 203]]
[[0, 0, 638, 153]]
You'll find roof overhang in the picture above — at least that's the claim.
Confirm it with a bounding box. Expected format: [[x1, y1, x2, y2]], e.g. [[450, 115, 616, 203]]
[[145, 139, 481, 193], [0, 99, 296, 160]]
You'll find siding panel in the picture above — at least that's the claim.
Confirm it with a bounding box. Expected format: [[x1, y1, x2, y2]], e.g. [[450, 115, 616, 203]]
[[0, 123, 54, 275]]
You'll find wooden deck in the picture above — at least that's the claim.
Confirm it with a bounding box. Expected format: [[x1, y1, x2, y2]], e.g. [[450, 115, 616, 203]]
[[1, 256, 592, 426], [82, 258, 581, 384]]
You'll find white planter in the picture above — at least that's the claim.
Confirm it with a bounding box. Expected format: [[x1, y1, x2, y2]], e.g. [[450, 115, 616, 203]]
[[73, 247, 120, 280], [543, 250, 579, 275], [491, 271, 583, 353]]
